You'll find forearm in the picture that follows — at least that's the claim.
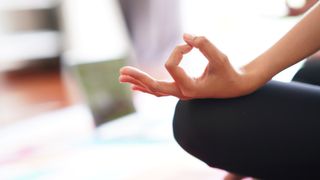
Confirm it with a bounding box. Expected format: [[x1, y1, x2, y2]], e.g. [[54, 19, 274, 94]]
[[243, 3, 320, 90], [120, 3, 320, 99]]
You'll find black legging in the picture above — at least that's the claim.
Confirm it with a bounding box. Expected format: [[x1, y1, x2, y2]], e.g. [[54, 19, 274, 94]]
[[172, 59, 320, 179]]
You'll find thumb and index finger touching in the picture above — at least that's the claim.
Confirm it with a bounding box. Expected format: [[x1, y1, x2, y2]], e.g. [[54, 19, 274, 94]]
[[120, 34, 227, 98], [165, 34, 226, 95]]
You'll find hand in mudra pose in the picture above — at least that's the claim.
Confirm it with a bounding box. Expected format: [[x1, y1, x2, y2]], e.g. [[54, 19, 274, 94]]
[[120, 3, 320, 100], [119, 4, 320, 180], [119, 34, 259, 99]]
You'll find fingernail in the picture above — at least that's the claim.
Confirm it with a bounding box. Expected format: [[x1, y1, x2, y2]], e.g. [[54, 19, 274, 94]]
[[184, 33, 194, 41]]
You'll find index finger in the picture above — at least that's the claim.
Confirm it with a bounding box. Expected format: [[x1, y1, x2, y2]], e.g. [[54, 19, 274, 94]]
[[183, 34, 228, 68], [165, 44, 194, 90]]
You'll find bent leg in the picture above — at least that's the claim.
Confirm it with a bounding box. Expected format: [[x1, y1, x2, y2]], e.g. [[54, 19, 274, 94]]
[[292, 57, 320, 86], [173, 80, 320, 179]]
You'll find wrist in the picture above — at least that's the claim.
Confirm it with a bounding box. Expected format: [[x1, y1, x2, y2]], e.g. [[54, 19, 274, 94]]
[[238, 61, 272, 95]]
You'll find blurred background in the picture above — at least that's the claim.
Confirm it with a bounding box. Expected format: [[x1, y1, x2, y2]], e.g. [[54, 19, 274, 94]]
[[0, 0, 315, 179]]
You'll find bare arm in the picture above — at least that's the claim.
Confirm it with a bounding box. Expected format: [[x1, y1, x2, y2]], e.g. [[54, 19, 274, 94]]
[[119, 3, 320, 99], [243, 2, 320, 92]]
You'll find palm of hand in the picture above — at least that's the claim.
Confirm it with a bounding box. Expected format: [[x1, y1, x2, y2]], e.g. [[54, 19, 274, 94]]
[[119, 34, 247, 99]]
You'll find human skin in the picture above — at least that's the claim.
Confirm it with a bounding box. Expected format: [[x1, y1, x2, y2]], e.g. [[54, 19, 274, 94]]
[[119, 3, 320, 99], [119, 4, 320, 179]]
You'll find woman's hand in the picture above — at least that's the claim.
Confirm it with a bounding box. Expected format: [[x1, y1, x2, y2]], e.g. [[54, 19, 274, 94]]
[[119, 34, 258, 99]]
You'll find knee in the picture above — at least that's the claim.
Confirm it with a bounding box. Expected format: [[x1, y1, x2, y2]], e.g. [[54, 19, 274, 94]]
[[172, 99, 228, 153], [172, 100, 201, 157], [172, 100, 193, 153], [172, 100, 221, 167], [172, 100, 245, 175], [172, 99, 250, 170]]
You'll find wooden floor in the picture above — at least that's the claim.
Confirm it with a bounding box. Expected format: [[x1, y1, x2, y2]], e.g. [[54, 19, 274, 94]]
[[0, 66, 78, 126]]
